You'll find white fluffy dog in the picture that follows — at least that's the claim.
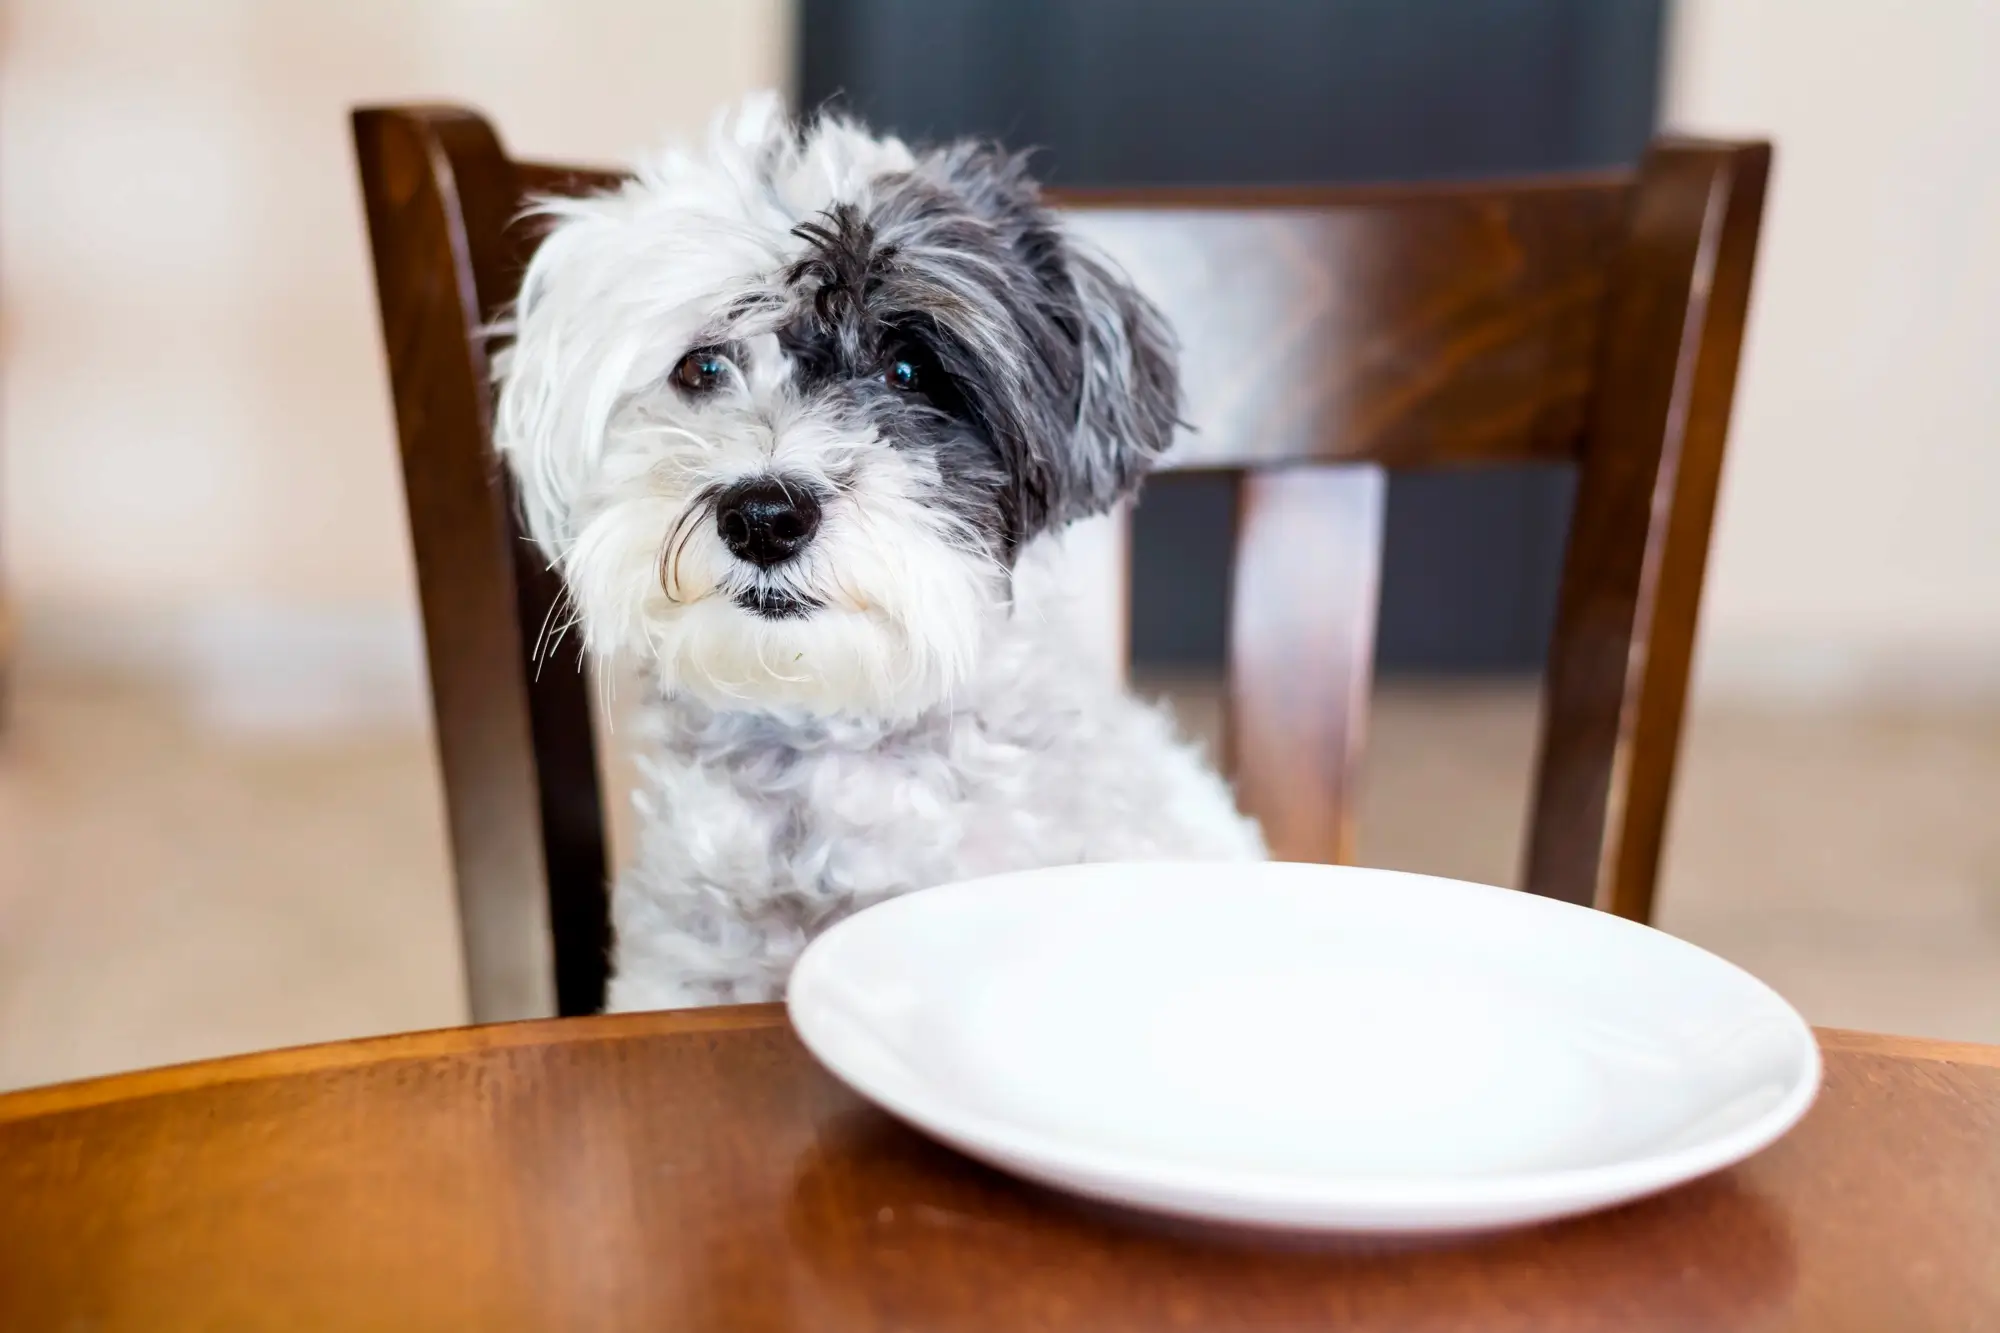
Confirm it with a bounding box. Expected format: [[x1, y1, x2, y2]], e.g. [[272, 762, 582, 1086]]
[[495, 97, 1264, 1011]]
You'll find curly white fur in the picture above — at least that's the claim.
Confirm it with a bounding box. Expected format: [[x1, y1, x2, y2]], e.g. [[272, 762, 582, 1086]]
[[495, 96, 1264, 1011]]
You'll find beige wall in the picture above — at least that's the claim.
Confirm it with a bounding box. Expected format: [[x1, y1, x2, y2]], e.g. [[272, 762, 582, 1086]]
[[2, 0, 789, 722], [8, 1, 1995, 719], [1666, 0, 2000, 702]]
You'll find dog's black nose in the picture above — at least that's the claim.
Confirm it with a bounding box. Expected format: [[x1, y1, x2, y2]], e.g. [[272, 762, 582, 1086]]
[[714, 478, 821, 568]]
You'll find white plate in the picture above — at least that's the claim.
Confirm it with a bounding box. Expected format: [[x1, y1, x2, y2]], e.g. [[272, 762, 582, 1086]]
[[786, 861, 1820, 1234]]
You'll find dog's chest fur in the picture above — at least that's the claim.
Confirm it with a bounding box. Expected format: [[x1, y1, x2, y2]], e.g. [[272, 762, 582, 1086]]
[[606, 611, 1265, 1011]]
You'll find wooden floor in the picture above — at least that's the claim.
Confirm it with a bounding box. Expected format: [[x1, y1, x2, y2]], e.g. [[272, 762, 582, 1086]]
[[2, 671, 1997, 1091]]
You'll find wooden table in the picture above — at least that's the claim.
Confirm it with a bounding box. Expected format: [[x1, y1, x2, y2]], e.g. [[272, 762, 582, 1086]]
[[3, 1008, 1995, 1330]]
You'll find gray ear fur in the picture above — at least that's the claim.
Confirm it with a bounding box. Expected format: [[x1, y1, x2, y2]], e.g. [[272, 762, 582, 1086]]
[[1058, 243, 1181, 521], [877, 142, 1182, 543]]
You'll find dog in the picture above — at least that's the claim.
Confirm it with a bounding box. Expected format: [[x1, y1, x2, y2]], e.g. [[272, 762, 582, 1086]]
[[494, 96, 1265, 1011]]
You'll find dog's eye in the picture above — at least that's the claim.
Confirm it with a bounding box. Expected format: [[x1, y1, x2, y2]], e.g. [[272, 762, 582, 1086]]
[[885, 357, 920, 392], [672, 347, 734, 395]]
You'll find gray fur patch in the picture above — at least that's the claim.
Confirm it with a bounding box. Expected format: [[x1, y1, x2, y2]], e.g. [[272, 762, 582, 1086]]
[[773, 142, 1182, 556]]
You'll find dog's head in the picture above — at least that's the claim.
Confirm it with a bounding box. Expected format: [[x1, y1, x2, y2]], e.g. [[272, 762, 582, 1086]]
[[494, 95, 1178, 718]]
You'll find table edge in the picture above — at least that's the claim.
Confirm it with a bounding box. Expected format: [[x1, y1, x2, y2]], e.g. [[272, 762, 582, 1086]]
[[1812, 1027, 2000, 1068], [0, 1003, 790, 1123], [2, 1017, 1991, 1126]]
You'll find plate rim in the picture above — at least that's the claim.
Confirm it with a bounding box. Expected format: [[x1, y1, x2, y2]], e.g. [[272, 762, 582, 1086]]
[[787, 861, 1823, 1224]]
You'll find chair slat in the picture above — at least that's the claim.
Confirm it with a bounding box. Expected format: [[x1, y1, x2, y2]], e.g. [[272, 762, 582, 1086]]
[[1524, 140, 1773, 915], [356, 108, 610, 1020], [516, 161, 624, 198], [1227, 465, 1386, 864]]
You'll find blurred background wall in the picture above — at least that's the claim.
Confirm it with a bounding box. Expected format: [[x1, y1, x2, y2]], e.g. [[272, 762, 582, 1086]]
[[5, 0, 1994, 726], [1, 0, 789, 728], [1668, 0, 2000, 706], [5, 0, 1997, 722]]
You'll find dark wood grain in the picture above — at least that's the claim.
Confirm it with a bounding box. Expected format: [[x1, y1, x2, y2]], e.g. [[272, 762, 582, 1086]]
[[357, 106, 1771, 1016], [354, 107, 609, 1020], [0, 595, 12, 735], [1524, 140, 1773, 915], [1063, 185, 1627, 470], [2, 1015, 1995, 1331], [516, 159, 623, 198]]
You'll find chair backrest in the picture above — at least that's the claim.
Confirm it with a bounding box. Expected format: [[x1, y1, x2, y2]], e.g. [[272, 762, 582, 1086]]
[[354, 104, 1769, 1021]]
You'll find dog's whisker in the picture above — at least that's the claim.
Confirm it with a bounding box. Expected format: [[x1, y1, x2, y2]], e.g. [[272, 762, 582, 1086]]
[[530, 594, 563, 677]]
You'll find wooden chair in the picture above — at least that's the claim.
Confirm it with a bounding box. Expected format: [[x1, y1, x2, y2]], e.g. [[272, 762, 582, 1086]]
[[353, 104, 1770, 1023]]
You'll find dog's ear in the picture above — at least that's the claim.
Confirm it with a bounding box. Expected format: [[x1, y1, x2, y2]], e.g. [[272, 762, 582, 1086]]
[[887, 145, 1181, 543], [1052, 242, 1181, 519], [992, 181, 1179, 532]]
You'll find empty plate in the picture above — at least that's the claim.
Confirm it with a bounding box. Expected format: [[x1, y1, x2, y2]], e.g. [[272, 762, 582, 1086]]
[[786, 861, 1820, 1234]]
